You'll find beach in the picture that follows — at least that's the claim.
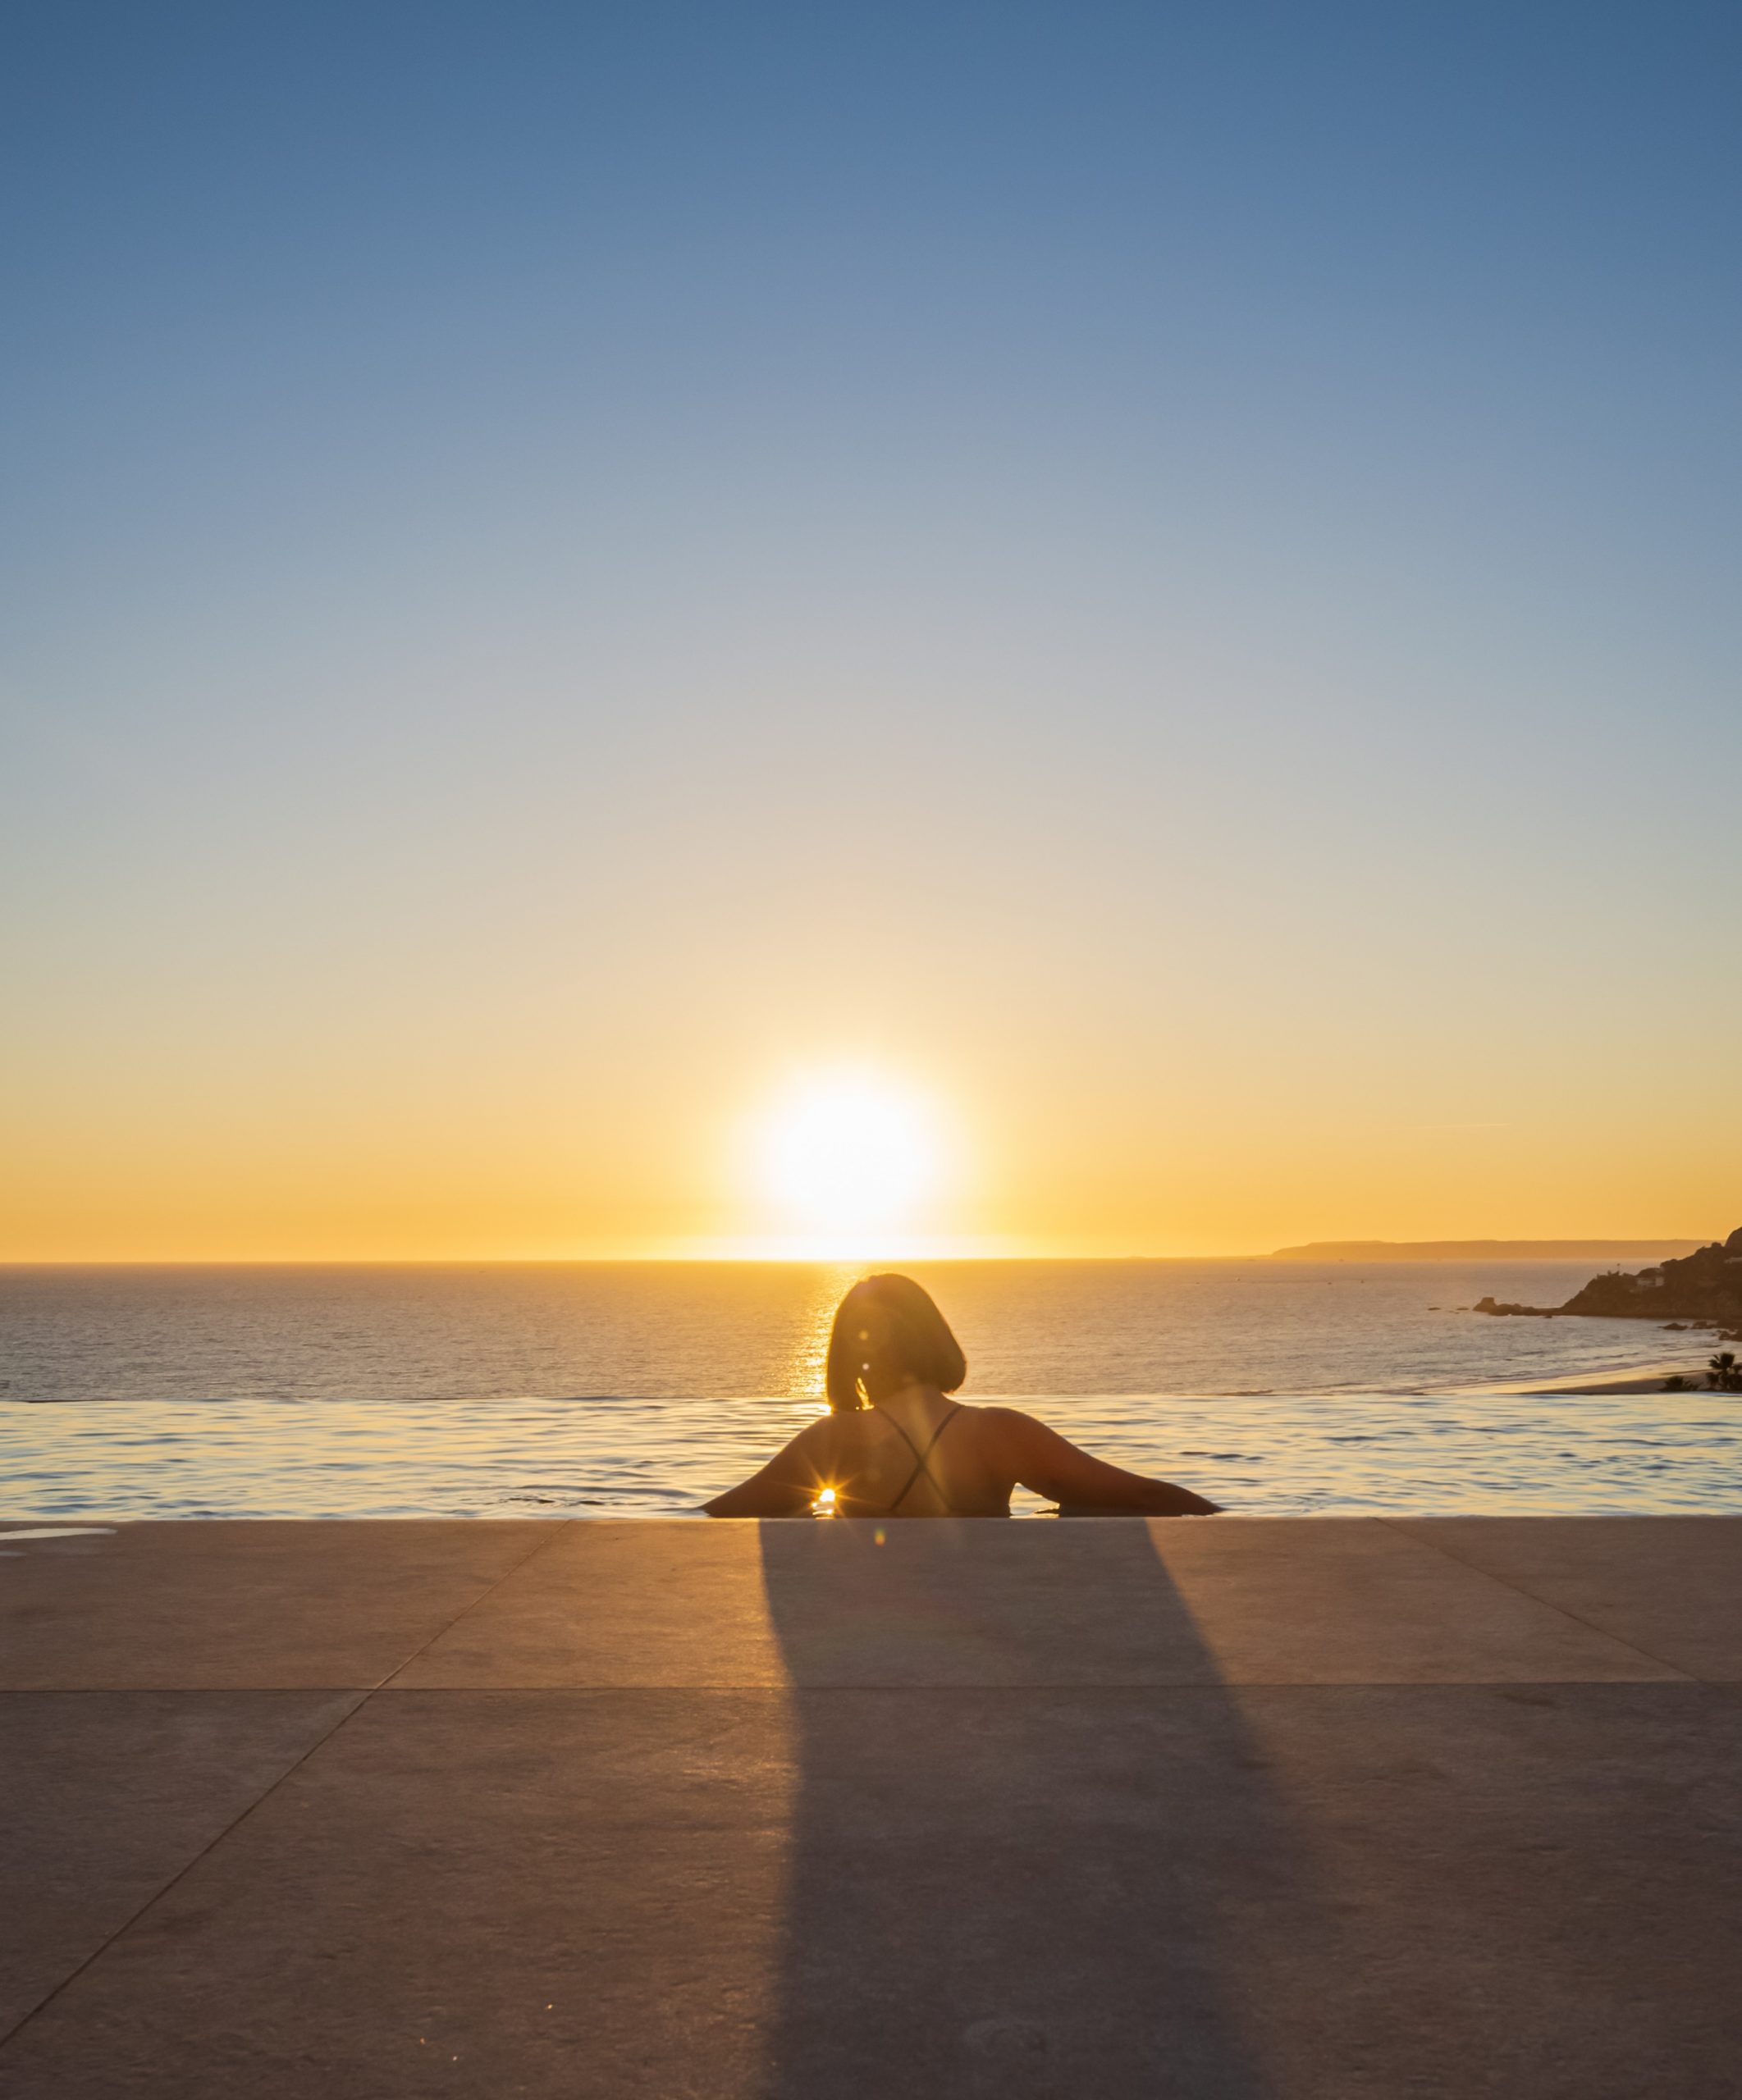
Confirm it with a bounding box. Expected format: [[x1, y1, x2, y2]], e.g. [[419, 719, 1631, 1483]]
[[1493, 1359, 1728, 1397], [5, 1513, 1740, 2096]]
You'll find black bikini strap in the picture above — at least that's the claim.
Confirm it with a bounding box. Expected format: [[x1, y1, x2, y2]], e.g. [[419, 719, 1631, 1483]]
[[883, 1405, 962, 1513]]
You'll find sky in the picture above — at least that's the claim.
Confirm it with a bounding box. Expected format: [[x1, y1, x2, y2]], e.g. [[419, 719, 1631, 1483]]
[[2, 0, 1739, 1260]]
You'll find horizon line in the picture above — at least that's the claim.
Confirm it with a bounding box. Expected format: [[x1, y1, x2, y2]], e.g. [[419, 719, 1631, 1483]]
[[0, 1233, 1723, 1271]]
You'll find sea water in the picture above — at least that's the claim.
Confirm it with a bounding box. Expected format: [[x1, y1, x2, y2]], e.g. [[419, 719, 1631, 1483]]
[[2, 1261, 1736, 1519]]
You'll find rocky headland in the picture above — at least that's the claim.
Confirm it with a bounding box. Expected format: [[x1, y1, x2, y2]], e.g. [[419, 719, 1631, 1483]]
[[1475, 1227, 1742, 1333]]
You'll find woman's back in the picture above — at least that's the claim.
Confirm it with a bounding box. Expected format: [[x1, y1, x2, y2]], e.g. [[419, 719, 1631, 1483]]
[[817, 1393, 1012, 1518], [707, 1381, 1219, 1520]]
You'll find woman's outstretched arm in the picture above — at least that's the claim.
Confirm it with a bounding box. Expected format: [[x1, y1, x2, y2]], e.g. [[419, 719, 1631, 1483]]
[[986, 1408, 1220, 1515], [702, 1420, 832, 1518]]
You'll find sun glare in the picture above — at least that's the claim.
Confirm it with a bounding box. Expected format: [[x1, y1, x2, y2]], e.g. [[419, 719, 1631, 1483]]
[[756, 1075, 941, 1254]]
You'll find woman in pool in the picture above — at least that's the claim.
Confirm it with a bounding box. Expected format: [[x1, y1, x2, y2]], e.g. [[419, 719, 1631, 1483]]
[[704, 1272, 1220, 1519]]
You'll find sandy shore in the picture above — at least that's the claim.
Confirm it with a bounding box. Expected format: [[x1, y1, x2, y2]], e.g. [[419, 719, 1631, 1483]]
[[1484, 1357, 1726, 1397]]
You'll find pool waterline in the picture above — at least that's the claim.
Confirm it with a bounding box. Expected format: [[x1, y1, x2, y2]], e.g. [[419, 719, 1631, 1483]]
[[4, 1386, 1738, 1523]]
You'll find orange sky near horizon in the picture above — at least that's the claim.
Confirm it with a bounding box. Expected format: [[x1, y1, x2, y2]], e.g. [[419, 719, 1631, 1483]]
[[2, 1025, 1732, 1262], [5, 727, 1736, 1261]]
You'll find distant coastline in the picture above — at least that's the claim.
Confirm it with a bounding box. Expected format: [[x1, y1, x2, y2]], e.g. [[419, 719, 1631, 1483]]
[[1271, 1239, 1708, 1262]]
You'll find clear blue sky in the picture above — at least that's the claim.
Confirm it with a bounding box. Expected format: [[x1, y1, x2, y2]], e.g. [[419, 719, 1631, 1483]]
[[2, 2, 1738, 1257]]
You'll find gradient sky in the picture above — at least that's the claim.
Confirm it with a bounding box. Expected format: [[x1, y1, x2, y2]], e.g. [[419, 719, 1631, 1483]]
[[3, 1, 1739, 1259]]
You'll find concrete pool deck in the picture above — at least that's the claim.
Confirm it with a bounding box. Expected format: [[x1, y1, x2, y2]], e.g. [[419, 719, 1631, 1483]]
[[2, 1515, 1740, 2096]]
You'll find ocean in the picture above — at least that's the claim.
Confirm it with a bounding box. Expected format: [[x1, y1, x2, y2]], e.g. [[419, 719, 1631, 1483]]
[[2, 1260, 1736, 1520]]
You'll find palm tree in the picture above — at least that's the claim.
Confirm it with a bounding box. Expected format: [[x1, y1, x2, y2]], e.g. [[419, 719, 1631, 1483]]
[[1708, 1350, 1740, 1392]]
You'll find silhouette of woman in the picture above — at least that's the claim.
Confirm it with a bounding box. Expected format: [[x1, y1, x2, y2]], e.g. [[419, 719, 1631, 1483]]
[[704, 1272, 1220, 1518]]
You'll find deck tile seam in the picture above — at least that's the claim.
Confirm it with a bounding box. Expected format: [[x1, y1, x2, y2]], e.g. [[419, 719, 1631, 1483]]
[[0, 1527, 574, 2055], [371, 1521, 576, 1692], [363, 1675, 1706, 1693], [7, 1678, 1719, 1697], [0, 1685, 373, 2058], [1376, 1518, 1697, 1681]]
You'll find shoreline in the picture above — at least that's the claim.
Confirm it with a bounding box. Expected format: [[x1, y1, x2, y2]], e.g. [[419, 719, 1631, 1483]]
[[1475, 1357, 1725, 1398]]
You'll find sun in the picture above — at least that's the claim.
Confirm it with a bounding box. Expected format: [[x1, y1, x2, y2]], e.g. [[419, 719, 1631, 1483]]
[[757, 1075, 940, 1251]]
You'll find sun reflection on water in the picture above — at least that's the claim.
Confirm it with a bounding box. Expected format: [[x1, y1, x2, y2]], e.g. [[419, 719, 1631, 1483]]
[[783, 1262, 860, 1409]]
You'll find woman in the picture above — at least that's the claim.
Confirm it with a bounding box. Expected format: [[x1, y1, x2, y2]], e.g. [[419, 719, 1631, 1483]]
[[703, 1272, 1219, 1519]]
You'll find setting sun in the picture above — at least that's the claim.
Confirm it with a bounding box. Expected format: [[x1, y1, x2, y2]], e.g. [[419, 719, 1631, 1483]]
[[755, 1075, 942, 1253]]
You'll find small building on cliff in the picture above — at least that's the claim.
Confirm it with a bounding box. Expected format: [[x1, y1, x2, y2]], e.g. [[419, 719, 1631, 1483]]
[[1557, 1229, 1742, 1326]]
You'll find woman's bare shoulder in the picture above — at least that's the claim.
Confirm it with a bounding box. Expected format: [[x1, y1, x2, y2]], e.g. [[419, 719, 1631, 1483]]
[[953, 1403, 1047, 1454], [963, 1402, 1042, 1433]]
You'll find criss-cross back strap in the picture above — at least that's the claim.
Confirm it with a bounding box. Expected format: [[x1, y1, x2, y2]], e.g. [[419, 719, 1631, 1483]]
[[879, 1405, 962, 1515]]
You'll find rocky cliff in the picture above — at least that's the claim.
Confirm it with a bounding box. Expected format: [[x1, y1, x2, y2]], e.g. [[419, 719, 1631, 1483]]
[[1471, 1228, 1742, 1329], [1557, 1229, 1742, 1326]]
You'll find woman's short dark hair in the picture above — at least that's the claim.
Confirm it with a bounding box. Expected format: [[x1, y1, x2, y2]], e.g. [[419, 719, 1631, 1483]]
[[824, 1274, 967, 1411]]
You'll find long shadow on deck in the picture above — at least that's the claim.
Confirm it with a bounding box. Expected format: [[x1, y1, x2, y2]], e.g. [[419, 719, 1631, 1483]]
[[755, 1518, 1323, 2099]]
